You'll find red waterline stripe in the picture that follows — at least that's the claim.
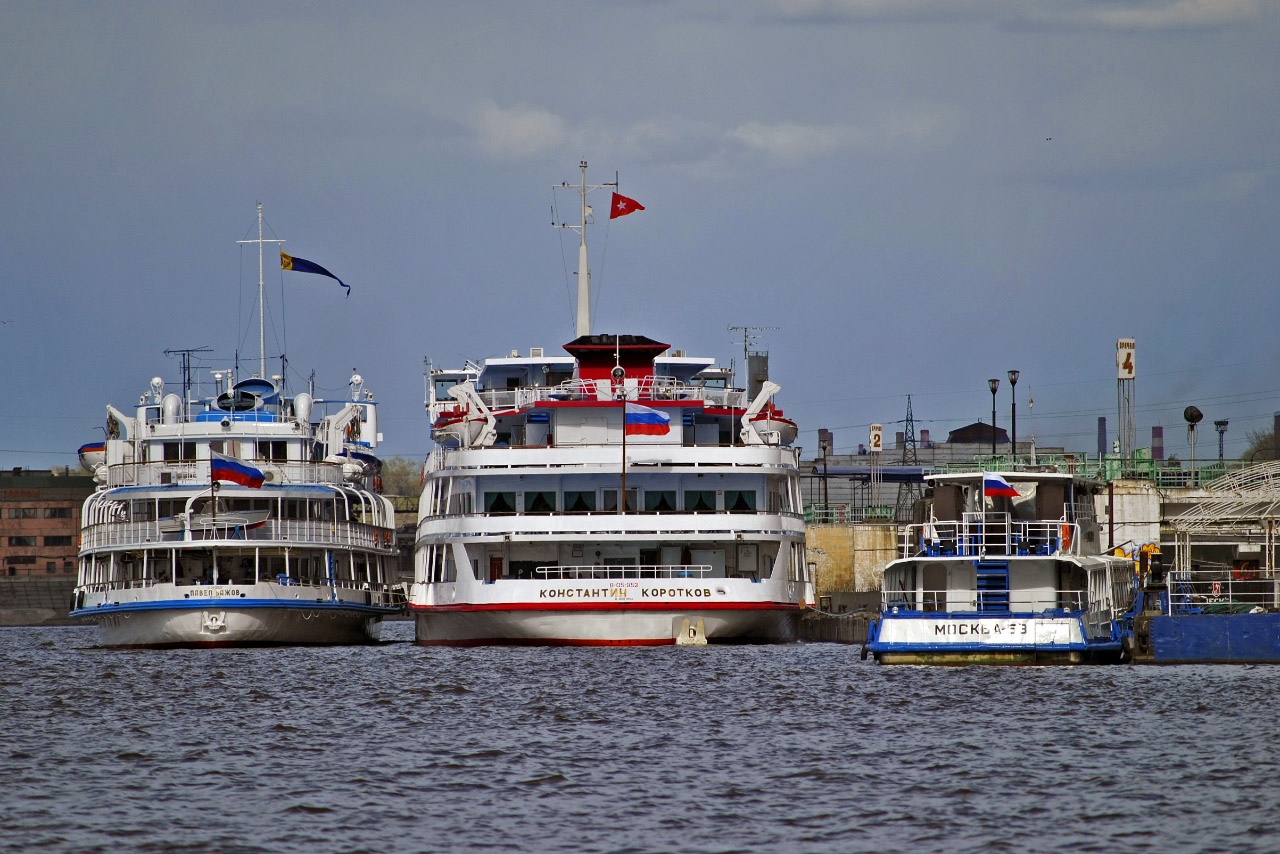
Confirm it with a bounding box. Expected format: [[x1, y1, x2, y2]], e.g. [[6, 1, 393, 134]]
[[407, 601, 803, 613], [415, 637, 676, 648]]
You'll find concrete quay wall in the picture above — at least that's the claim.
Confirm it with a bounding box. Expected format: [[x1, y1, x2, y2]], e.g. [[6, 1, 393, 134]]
[[805, 522, 897, 594], [0, 577, 78, 626]]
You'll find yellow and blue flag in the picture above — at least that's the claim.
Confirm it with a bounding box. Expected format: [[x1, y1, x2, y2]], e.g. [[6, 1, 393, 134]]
[[281, 250, 350, 297]]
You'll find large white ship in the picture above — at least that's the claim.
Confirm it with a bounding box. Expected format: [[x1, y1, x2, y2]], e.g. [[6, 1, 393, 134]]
[[71, 206, 402, 646], [408, 165, 813, 645]]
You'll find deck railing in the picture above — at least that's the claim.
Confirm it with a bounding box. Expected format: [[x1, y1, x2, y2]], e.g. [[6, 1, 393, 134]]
[[899, 514, 1080, 559], [805, 504, 897, 524], [881, 587, 1088, 614], [80, 518, 398, 552], [469, 378, 750, 411], [535, 564, 713, 580], [75, 577, 405, 608], [1166, 567, 1280, 614], [106, 460, 348, 488]]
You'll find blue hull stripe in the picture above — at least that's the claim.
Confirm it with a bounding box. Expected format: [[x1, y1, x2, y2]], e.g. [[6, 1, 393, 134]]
[[72, 598, 398, 618]]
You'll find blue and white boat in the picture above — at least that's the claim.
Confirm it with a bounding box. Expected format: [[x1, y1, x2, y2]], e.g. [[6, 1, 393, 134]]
[[71, 205, 402, 646], [864, 470, 1132, 665]]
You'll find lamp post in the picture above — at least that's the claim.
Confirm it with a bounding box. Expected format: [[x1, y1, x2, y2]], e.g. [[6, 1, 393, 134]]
[[988, 378, 1000, 457], [1008, 370, 1019, 466], [1215, 419, 1228, 462]]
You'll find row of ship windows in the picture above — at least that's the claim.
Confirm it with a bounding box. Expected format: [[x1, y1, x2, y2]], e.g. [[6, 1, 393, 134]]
[[458, 489, 774, 515], [147, 440, 291, 463], [6, 507, 75, 519], [8, 536, 75, 547]]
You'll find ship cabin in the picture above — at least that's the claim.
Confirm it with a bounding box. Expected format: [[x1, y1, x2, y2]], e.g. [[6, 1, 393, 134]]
[[428, 335, 792, 450], [94, 373, 381, 491]]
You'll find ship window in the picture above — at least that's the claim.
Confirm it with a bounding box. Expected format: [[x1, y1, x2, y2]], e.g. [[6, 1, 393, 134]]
[[163, 441, 197, 461], [644, 490, 677, 512], [725, 490, 756, 513], [684, 490, 717, 513], [257, 440, 288, 462], [602, 489, 637, 513], [564, 491, 595, 513], [484, 492, 516, 514], [523, 491, 556, 514]]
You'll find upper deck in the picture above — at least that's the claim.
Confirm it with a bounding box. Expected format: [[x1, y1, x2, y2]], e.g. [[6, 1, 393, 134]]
[[84, 371, 384, 492], [429, 335, 796, 452], [895, 470, 1107, 561]]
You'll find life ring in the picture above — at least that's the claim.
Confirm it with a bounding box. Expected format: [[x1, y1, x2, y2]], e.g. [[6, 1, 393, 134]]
[[1060, 524, 1072, 551], [1232, 561, 1259, 581]]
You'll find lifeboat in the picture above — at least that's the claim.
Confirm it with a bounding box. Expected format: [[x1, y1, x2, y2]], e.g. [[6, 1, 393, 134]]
[[750, 405, 797, 445]]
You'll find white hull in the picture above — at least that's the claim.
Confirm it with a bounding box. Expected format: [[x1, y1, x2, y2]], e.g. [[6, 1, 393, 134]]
[[74, 582, 393, 647], [413, 604, 799, 645], [86, 606, 383, 647]]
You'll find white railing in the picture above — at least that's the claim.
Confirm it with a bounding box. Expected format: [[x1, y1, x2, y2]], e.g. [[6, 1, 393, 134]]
[[75, 578, 406, 608], [106, 460, 348, 488], [881, 587, 1088, 613], [900, 514, 1081, 559], [468, 380, 750, 411], [535, 564, 713, 580], [1166, 567, 1280, 614], [80, 518, 398, 552]]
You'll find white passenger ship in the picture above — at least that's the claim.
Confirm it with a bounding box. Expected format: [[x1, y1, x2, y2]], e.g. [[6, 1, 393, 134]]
[[408, 165, 813, 645], [71, 206, 401, 646], [864, 470, 1133, 664]]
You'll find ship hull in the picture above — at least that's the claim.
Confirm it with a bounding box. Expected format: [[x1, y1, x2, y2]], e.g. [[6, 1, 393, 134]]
[[412, 603, 801, 646], [867, 614, 1122, 666], [72, 583, 394, 647]]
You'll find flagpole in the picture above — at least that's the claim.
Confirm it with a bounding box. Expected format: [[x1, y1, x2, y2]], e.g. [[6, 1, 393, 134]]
[[616, 402, 622, 514]]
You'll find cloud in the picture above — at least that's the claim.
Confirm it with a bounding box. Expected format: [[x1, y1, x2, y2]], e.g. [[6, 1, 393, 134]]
[[728, 121, 863, 160], [728, 111, 953, 162], [766, 0, 1263, 29], [1023, 0, 1263, 31], [766, 0, 1003, 23], [467, 101, 570, 159]]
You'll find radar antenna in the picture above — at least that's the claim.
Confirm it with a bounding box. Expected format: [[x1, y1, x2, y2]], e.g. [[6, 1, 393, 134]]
[[164, 346, 214, 409], [727, 325, 779, 389]]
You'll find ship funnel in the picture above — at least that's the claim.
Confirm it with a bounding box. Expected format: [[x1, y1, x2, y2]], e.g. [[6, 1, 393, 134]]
[[161, 393, 182, 425], [293, 392, 314, 425]]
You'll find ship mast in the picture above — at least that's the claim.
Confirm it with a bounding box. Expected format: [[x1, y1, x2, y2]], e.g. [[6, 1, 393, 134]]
[[555, 161, 616, 337], [236, 203, 285, 378]]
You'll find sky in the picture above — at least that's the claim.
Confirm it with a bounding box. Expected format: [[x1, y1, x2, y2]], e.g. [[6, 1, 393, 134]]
[[2, 0, 1278, 469]]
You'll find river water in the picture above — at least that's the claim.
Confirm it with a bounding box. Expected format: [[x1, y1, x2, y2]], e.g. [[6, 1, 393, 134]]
[[3, 622, 1279, 853]]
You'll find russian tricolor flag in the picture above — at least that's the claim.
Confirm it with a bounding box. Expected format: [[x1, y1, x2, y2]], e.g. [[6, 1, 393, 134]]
[[983, 473, 1019, 498], [624, 402, 671, 436], [211, 450, 265, 488]]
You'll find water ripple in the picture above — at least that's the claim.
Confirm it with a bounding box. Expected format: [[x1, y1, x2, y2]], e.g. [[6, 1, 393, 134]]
[[4, 625, 1280, 852]]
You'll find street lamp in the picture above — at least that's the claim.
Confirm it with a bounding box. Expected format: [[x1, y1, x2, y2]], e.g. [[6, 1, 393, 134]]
[[1214, 419, 1228, 462], [988, 378, 1000, 457], [1008, 370, 1019, 465]]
